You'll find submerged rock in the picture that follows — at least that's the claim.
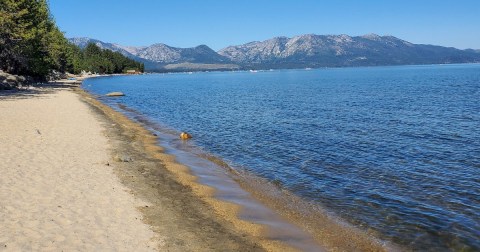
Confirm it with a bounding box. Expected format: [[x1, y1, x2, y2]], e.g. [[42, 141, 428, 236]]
[[106, 92, 125, 97], [180, 132, 192, 140]]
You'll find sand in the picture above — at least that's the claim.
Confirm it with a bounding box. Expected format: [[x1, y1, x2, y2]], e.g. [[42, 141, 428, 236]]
[[0, 89, 156, 251], [0, 86, 268, 252], [0, 84, 391, 252]]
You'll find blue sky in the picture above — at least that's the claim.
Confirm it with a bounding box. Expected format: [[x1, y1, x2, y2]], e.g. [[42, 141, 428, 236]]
[[49, 0, 480, 50]]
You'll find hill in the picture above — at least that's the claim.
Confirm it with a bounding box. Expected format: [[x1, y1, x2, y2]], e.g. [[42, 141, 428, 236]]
[[219, 34, 480, 68], [69, 38, 239, 72], [70, 34, 480, 72]]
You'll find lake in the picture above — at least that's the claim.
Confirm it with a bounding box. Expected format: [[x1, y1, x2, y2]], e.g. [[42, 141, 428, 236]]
[[83, 64, 480, 251]]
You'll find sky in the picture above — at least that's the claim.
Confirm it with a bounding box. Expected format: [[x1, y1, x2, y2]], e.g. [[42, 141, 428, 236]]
[[49, 0, 480, 50]]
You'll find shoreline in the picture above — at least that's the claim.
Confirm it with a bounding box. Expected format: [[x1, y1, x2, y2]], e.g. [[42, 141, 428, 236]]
[[143, 62, 480, 74], [1, 76, 395, 251], [0, 83, 267, 251], [79, 76, 396, 251], [73, 86, 298, 251], [109, 98, 395, 252]]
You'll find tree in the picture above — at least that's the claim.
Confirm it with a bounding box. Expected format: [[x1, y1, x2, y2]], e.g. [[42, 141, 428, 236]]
[[0, 0, 33, 74], [0, 0, 69, 78], [0, 0, 144, 80]]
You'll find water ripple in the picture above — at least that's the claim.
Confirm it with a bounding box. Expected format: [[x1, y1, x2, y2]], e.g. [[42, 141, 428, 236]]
[[84, 64, 480, 251]]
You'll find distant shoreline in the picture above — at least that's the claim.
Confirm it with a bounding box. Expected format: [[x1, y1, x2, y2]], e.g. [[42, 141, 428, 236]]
[[142, 61, 480, 74]]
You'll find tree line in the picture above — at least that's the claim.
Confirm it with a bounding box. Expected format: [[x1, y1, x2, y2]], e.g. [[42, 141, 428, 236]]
[[0, 0, 143, 80], [68, 43, 144, 75]]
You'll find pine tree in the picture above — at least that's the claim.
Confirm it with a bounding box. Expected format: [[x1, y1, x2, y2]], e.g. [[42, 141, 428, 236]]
[[0, 0, 32, 74], [1, 0, 144, 80]]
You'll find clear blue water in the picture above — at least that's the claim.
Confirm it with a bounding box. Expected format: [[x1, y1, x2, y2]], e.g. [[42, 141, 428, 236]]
[[84, 64, 480, 251]]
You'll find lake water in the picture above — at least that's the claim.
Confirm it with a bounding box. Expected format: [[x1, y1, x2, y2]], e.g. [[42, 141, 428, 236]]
[[83, 64, 480, 251]]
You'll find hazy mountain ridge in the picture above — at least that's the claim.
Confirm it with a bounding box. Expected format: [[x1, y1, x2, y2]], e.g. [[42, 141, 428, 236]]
[[69, 38, 238, 71], [218, 34, 480, 68], [137, 44, 231, 64], [69, 34, 480, 71], [69, 37, 138, 58]]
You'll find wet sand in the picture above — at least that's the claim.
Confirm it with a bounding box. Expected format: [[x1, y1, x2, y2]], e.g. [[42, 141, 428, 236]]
[[74, 87, 293, 251]]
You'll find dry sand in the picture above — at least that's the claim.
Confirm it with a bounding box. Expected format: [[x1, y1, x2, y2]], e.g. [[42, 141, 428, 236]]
[[0, 89, 155, 251]]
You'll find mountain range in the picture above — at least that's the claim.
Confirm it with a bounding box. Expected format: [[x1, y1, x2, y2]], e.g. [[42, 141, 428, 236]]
[[69, 34, 480, 72]]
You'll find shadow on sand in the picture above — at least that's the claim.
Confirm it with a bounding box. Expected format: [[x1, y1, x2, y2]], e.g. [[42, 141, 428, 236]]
[[0, 82, 80, 100]]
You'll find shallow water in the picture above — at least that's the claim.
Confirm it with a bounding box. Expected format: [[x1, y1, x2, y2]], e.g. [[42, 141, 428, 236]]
[[84, 64, 480, 251]]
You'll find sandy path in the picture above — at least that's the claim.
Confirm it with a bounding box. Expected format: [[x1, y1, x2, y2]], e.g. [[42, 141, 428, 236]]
[[0, 90, 155, 251]]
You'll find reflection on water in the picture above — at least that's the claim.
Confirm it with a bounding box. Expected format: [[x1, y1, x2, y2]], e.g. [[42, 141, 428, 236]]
[[84, 64, 480, 251]]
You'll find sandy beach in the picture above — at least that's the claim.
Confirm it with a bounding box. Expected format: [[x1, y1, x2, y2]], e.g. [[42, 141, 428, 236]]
[[0, 88, 156, 251], [0, 83, 392, 252], [0, 85, 272, 251]]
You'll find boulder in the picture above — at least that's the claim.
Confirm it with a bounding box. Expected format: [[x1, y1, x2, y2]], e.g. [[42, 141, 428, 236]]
[[180, 132, 192, 140], [0, 71, 26, 89], [106, 92, 125, 97]]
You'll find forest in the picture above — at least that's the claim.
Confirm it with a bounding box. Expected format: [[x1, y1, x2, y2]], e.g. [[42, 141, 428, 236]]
[[0, 0, 143, 80]]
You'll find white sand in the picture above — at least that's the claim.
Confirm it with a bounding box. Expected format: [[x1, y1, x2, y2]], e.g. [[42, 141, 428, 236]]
[[0, 90, 155, 251]]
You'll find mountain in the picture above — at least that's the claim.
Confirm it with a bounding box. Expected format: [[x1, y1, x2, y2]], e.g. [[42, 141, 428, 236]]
[[70, 34, 480, 72], [135, 44, 229, 64], [218, 34, 480, 68], [69, 38, 238, 72], [68, 37, 140, 58]]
